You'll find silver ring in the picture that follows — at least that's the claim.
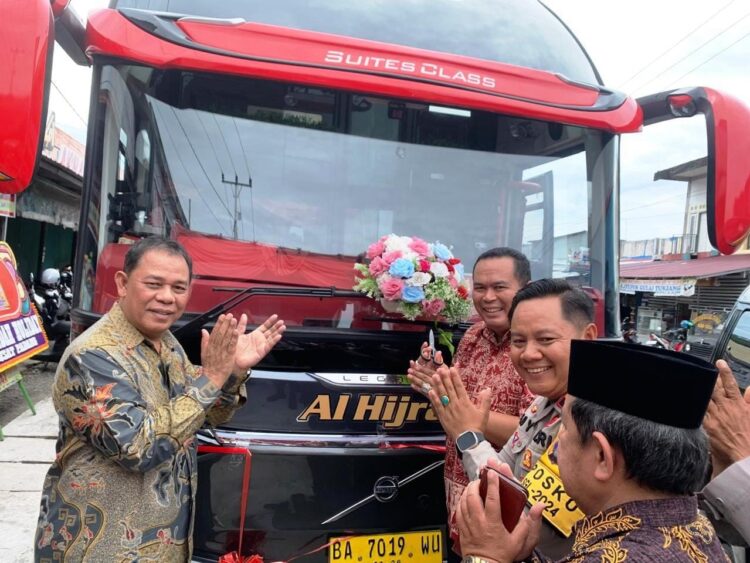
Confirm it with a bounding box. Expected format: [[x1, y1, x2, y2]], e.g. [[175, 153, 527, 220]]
[[421, 382, 432, 393]]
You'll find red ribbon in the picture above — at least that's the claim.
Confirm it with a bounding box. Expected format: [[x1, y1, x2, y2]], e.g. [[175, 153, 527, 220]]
[[199, 445, 253, 562], [201, 443, 439, 562], [380, 443, 446, 452]]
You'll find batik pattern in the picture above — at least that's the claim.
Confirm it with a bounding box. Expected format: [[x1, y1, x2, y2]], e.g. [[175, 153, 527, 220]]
[[34, 303, 246, 562], [530, 497, 730, 562]]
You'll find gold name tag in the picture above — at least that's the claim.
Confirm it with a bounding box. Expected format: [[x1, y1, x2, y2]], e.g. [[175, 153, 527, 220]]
[[521, 439, 584, 537]]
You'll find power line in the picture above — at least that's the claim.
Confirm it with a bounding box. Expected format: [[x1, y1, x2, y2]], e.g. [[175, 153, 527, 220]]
[[621, 194, 687, 214], [170, 106, 234, 221], [618, 0, 737, 89], [153, 102, 224, 230], [233, 117, 256, 241], [630, 10, 750, 94], [668, 29, 750, 86], [196, 112, 232, 213], [50, 80, 87, 125]]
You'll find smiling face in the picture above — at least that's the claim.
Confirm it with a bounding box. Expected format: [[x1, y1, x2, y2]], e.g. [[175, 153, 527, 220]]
[[115, 249, 191, 346], [509, 296, 596, 400], [471, 257, 523, 337]]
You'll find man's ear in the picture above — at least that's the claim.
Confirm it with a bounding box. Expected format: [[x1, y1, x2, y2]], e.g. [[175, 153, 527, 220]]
[[114, 270, 128, 299], [590, 431, 616, 483], [583, 322, 598, 340]]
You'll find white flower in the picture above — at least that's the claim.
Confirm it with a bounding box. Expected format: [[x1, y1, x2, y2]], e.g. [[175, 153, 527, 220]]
[[401, 250, 418, 261], [406, 272, 432, 286], [430, 262, 450, 278], [376, 272, 392, 285], [384, 235, 413, 254]]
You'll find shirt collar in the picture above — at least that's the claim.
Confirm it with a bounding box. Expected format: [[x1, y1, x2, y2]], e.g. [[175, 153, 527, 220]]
[[109, 301, 177, 352], [479, 322, 510, 348]]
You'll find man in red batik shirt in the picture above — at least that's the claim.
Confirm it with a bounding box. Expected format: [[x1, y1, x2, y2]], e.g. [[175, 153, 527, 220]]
[[407, 247, 533, 558]]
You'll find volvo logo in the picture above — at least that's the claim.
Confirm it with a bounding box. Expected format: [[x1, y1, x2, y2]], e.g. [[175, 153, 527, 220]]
[[373, 476, 399, 502]]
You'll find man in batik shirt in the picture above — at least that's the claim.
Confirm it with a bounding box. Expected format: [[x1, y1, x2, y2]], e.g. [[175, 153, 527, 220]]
[[407, 248, 533, 556], [456, 340, 729, 563], [34, 237, 285, 562]]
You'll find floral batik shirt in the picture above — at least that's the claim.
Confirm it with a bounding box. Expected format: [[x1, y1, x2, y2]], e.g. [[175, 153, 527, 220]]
[[444, 321, 533, 548], [530, 496, 730, 563], [35, 303, 247, 562]]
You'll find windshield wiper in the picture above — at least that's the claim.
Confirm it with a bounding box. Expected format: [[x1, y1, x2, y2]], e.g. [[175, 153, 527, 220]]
[[174, 286, 361, 337]]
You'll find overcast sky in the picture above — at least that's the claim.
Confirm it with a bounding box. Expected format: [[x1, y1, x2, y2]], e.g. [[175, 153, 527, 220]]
[[51, 0, 750, 243]]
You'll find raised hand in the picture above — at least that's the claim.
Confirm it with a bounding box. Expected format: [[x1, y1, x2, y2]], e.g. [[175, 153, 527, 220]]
[[407, 342, 444, 396], [233, 314, 286, 374], [703, 359, 750, 476], [427, 364, 491, 441], [200, 313, 240, 388]]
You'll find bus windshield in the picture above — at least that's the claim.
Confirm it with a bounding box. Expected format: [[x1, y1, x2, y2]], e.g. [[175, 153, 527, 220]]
[[78, 64, 615, 322]]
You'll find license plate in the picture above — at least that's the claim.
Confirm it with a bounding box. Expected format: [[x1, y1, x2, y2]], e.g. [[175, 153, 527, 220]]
[[329, 530, 442, 563]]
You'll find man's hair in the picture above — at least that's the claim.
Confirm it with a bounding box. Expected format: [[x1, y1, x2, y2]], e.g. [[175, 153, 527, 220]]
[[508, 278, 593, 328], [123, 236, 193, 279], [570, 398, 709, 495], [473, 247, 531, 285]]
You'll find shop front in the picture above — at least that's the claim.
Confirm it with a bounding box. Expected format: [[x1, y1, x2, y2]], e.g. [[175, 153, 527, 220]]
[[620, 254, 750, 359]]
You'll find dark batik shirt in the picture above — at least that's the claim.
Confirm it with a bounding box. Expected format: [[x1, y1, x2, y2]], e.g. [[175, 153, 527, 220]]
[[35, 303, 246, 562], [530, 496, 730, 563]]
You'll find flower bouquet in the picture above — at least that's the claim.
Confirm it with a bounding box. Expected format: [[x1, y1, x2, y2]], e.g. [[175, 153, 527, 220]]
[[353, 234, 472, 325]]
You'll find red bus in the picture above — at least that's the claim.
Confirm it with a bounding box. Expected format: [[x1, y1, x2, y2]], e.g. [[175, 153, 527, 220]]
[[4, 0, 750, 561]]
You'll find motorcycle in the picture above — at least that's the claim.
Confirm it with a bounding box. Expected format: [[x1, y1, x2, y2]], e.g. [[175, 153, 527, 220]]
[[646, 320, 693, 352], [29, 268, 72, 362], [621, 319, 640, 344]]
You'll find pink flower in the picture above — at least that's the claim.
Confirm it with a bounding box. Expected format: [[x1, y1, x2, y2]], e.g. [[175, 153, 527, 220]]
[[380, 277, 404, 300], [409, 237, 430, 257], [382, 250, 403, 265], [368, 256, 388, 276], [366, 241, 385, 259], [419, 260, 431, 272], [422, 298, 445, 316], [448, 276, 458, 288]]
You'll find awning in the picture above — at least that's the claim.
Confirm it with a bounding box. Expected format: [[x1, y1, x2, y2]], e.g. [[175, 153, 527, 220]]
[[620, 253, 750, 279]]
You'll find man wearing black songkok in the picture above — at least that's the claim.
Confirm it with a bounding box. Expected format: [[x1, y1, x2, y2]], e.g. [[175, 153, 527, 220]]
[[455, 340, 730, 562]]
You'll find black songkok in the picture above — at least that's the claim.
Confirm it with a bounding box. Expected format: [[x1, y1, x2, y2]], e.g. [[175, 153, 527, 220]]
[[568, 340, 717, 429]]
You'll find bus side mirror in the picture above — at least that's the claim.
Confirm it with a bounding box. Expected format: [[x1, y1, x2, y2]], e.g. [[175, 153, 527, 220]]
[[0, 0, 87, 195], [637, 87, 750, 255]]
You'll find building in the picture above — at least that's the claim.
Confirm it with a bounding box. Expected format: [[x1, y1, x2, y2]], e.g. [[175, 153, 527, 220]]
[[619, 157, 750, 358]]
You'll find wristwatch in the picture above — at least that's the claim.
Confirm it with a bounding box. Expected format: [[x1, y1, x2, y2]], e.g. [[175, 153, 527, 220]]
[[455, 430, 485, 458], [462, 556, 493, 563]]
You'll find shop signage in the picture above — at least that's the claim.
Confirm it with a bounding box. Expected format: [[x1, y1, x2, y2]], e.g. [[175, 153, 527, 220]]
[[0, 242, 48, 371], [619, 278, 697, 297]]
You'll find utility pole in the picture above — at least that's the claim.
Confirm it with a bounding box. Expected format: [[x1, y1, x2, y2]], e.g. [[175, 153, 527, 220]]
[[221, 173, 252, 239]]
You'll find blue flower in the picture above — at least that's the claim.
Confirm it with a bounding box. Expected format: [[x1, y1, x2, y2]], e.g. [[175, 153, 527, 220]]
[[433, 243, 453, 261], [402, 286, 425, 303], [389, 258, 415, 278], [454, 263, 465, 280]]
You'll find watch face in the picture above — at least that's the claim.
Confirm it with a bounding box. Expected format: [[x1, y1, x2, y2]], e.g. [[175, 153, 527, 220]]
[[457, 431, 479, 452]]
